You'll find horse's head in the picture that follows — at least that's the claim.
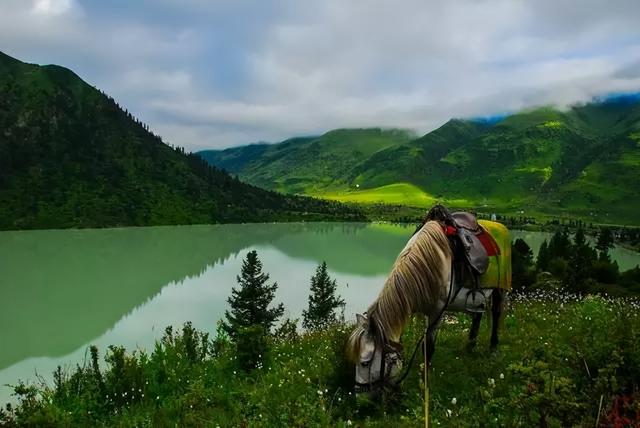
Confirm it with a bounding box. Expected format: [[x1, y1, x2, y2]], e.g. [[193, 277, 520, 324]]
[[346, 313, 403, 396]]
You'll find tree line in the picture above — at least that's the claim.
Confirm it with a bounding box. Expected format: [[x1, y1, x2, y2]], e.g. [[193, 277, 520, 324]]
[[512, 227, 640, 295]]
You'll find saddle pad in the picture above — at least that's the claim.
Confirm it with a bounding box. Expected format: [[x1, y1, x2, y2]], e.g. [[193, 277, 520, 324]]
[[477, 229, 500, 257], [477, 220, 512, 291]]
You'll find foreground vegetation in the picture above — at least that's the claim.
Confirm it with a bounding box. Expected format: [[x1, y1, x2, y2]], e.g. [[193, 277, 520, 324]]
[[2, 292, 639, 427]]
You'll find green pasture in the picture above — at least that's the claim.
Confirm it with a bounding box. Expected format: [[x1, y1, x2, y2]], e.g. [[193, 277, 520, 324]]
[[3, 293, 639, 427]]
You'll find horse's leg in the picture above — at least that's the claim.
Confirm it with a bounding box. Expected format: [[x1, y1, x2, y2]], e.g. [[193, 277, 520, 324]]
[[490, 289, 504, 350], [466, 312, 483, 350]]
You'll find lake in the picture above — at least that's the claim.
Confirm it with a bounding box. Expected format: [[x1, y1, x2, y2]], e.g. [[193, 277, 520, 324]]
[[1, 222, 638, 404]]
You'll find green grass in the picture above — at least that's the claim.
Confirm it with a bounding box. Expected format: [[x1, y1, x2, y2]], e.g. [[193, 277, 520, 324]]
[[3, 292, 640, 427], [315, 182, 542, 221], [316, 183, 436, 207]]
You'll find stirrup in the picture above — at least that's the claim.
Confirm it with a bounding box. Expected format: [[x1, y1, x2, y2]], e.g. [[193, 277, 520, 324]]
[[465, 289, 487, 313]]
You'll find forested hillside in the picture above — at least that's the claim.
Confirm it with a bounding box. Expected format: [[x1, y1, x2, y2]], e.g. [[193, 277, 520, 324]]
[[0, 51, 363, 230]]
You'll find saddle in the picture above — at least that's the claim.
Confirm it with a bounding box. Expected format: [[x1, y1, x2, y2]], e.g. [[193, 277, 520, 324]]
[[424, 205, 500, 280]]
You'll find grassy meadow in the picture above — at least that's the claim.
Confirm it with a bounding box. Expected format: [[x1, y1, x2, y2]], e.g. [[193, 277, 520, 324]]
[[316, 183, 437, 207], [2, 292, 639, 427]]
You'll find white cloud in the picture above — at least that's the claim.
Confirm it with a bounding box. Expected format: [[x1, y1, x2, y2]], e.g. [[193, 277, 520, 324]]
[[1, 0, 640, 150], [32, 0, 75, 16]]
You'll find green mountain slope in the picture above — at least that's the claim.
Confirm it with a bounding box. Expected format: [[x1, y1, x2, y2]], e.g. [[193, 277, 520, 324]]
[[0, 51, 363, 230], [199, 128, 413, 193], [199, 98, 640, 224]]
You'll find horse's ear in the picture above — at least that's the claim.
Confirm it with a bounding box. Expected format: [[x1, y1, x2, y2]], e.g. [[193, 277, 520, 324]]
[[356, 313, 366, 326]]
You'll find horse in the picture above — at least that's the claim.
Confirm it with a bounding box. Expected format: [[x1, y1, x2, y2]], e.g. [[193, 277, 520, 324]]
[[345, 219, 509, 394]]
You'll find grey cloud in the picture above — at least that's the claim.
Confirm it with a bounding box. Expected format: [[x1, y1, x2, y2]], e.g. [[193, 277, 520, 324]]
[[1, 0, 640, 150], [614, 60, 640, 80]]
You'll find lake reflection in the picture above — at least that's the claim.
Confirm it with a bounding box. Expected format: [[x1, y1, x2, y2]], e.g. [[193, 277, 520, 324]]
[[0, 223, 638, 404], [0, 223, 413, 403]]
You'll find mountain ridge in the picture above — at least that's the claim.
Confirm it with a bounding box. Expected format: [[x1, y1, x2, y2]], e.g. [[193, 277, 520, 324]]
[[199, 99, 640, 224]]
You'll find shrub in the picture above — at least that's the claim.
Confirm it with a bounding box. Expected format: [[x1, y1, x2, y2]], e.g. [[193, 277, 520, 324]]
[[236, 325, 269, 372]]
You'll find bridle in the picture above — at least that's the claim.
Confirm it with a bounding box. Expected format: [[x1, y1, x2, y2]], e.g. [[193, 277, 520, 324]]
[[354, 331, 404, 393]]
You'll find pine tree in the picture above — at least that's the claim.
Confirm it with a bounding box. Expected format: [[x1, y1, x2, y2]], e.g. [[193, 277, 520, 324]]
[[536, 240, 551, 272], [302, 262, 345, 331], [512, 238, 535, 289], [222, 250, 284, 339], [548, 228, 571, 260], [568, 228, 596, 289], [596, 228, 615, 261]]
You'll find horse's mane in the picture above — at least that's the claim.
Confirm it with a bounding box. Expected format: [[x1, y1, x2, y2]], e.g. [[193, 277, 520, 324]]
[[346, 221, 451, 362]]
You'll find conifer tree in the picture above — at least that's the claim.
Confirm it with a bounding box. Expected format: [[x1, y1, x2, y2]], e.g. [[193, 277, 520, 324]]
[[512, 238, 535, 289], [548, 228, 571, 260], [302, 262, 345, 331], [568, 228, 596, 289], [536, 239, 551, 272], [222, 250, 284, 339], [596, 228, 615, 261]]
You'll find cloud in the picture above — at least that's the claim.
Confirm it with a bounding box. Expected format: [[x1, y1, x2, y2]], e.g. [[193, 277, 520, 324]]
[[1, 0, 640, 150], [32, 0, 75, 16]]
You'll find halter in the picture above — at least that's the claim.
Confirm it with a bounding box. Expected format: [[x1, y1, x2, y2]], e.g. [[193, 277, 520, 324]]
[[354, 339, 403, 393], [354, 314, 404, 393]]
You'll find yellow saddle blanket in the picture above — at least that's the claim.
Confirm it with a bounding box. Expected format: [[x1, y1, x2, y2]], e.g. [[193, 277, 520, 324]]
[[477, 220, 512, 291]]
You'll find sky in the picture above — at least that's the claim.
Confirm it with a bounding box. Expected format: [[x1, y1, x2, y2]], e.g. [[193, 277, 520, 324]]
[[1, 0, 640, 151]]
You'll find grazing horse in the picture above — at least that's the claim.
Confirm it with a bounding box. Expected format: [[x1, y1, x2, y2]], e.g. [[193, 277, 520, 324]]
[[346, 219, 510, 393]]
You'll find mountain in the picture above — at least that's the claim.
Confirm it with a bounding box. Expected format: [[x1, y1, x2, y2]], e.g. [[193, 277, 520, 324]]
[[199, 98, 640, 225], [199, 128, 413, 194], [0, 51, 363, 230]]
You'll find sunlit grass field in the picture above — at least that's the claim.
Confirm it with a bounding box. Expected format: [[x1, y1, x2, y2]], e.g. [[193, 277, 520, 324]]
[[316, 183, 437, 207], [314, 182, 548, 221]]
